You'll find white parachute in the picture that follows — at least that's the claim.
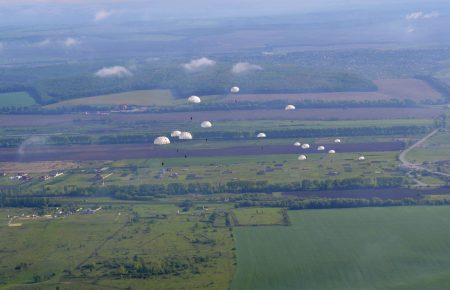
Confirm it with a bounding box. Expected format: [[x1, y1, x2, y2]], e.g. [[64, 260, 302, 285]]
[[294, 142, 301, 147], [334, 139, 341, 143], [188, 95, 201, 104], [328, 150, 336, 154], [358, 156, 366, 161], [179, 132, 193, 140], [230, 86, 240, 93], [298, 155, 307, 160], [257, 133, 267, 138], [171, 130, 182, 138], [301, 143, 310, 149], [154, 136, 171, 145], [285, 104, 296, 111], [201, 121, 213, 128], [317, 145, 325, 151]]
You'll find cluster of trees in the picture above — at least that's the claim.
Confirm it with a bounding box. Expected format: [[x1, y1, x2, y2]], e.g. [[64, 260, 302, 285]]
[[81, 255, 207, 279], [235, 197, 450, 210]]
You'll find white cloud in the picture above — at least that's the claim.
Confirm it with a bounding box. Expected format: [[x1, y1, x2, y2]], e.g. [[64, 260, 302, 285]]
[[406, 11, 439, 21], [94, 9, 113, 21], [63, 37, 80, 47], [231, 62, 263, 74], [95, 66, 132, 78], [34, 38, 51, 47], [182, 57, 216, 71], [406, 27, 415, 34]]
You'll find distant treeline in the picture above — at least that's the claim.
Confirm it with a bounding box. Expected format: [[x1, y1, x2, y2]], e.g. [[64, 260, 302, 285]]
[[8, 176, 406, 198], [235, 197, 450, 210], [0, 125, 429, 148]]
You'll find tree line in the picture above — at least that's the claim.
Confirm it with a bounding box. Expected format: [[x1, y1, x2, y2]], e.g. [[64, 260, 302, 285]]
[[234, 196, 450, 210], [9, 176, 406, 199]]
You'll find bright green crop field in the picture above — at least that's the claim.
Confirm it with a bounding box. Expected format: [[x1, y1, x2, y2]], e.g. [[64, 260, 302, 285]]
[[232, 206, 450, 290]]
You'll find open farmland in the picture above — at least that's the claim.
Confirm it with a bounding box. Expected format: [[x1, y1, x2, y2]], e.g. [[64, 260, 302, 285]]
[[0, 91, 36, 108], [220, 79, 443, 103], [0, 107, 444, 128], [232, 206, 450, 290], [46, 90, 178, 108]]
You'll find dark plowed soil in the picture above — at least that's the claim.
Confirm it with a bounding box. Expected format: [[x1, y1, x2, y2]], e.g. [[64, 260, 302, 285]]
[[0, 141, 404, 162]]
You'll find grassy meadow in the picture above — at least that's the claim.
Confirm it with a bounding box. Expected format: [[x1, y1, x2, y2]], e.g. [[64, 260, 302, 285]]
[[0, 203, 235, 289]]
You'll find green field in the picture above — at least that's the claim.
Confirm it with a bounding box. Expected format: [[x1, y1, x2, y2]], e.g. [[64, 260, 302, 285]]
[[0, 92, 36, 108], [46, 89, 179, 108], [232, 207, 286, 226], [232, 206, 450, 290], [407, 131, 450, 163]]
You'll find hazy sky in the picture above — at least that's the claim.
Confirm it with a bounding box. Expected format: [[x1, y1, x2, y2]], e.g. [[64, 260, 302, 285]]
[[0, 0, 447, 26]]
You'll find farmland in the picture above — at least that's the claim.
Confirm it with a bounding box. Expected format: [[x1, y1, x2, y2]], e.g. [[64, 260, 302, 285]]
[[232, 206, 450, 290], [0, 92, 36, 108], [219, 79, 443, 103], [46, 90, 179, 108]]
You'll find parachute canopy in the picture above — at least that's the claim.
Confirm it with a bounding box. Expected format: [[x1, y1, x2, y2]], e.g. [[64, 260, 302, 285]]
[[285, 104, 296, 111], [154, 136, 170, 145], [171, 130, 181, 137], [328, 149, 336, 154], [230, 86, 240, 93], [257, 132, 266, 138], [188, 95, 201, 104], [179, 132, 193, 140], [301, 143, 310, 149], [294, 142, 301, 147], [358, 156, 366, 161], [317, 145, 325, 151], [201, 121, 212, 128], [298, 155, 307, 160], [334, 139, 341, 143]]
